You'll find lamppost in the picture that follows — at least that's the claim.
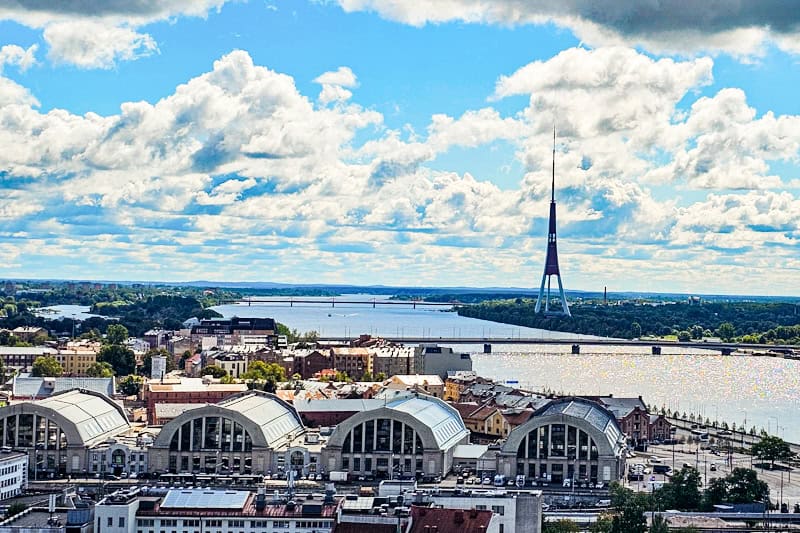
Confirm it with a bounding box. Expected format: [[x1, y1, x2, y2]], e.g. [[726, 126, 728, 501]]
[[768, 416, 779, 436]]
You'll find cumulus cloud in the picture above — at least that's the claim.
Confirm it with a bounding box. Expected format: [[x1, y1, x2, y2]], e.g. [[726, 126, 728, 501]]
[[1, 46, 799, 291], [0, 44, 37, 72], [331, 0, 800, 57], [43, 21, 157, 68], [0, 0, 229, 68], [314, 66, 358, 104]]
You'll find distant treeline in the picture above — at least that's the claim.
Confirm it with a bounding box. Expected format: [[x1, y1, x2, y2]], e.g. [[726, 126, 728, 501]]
[[456, 300, 800, 342], [90, 295, 222, 336]]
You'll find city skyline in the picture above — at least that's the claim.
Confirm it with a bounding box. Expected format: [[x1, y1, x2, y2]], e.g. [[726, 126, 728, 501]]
[[1, 2, 800, 295]]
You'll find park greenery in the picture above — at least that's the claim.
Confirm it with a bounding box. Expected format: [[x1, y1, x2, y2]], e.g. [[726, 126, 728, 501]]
[[97, 324, 136, 376], [456, 300, 800, 342], [546, 469, 772, 533]]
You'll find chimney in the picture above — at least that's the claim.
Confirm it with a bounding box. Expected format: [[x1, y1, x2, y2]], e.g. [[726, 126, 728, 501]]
[[469, 509, 478, 519], [454, 510, 464, 524]]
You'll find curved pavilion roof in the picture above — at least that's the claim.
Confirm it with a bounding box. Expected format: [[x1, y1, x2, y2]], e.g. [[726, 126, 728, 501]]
[[154, 391, 304, 449], [0, 388, 129, 446]]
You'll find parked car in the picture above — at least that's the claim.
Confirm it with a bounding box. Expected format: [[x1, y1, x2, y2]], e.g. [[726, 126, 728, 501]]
[[482, 477, 491, 485]]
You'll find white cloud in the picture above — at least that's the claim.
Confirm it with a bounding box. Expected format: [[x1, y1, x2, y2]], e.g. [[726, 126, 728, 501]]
[[43, 21, 157, 68], [314, 66, 358, 87], [314, 66, 358, 104], [0, 0, 230, 68], [0, 44, 37, 72], [1, 46, 799, 291]]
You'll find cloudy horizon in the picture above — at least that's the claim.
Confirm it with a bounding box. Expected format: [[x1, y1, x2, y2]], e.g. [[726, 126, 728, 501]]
[[1, 1, 799, 296]]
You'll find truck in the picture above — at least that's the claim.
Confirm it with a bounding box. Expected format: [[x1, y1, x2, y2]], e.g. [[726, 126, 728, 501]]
[[328, 471, 349, 482], [515, 474, 526, 488], [493, 474, 506, 487], [378, 480, 417, 497]]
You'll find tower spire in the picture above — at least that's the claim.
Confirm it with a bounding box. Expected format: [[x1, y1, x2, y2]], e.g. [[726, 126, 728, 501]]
[[552, 125, 556, 202], [535, 127, 571, 317]]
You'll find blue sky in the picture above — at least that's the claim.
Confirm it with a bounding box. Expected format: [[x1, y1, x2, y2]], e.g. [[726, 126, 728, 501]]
[[1, 1, 800, 294]]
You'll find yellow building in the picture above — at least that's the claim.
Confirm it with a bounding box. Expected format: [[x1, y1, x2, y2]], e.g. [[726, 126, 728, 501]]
[[56, 340, 101, 376]]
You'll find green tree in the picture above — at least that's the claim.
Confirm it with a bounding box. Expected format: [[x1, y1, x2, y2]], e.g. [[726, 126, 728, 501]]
[[242, 361, 286, 393], [716, 322, 735, 342], [5, 502, 27, 517], [609, 483, 649, 533], [98, 344, 136, 376], [361, 371, 374, 382], [86, 361, 115, 377], [656, 467, 702, 511], [725, 468, 769, 504], [201, 365, 228, 378], [334, 370, 351, 382], [105, 324, 129, 345], [376, 372, 387, 381], [750, 435, 795, 469], [703, 477, 729, 510], [649, 514, 670, 533], [118, 375, 143, 396], [31, 355, 63, 377], [589, 514, 613, 533], [630, 322, 642, 338], [677, 330, 691, 342]]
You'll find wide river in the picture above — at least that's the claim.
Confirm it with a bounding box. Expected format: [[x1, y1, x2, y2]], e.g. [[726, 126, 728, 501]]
[[212, 296, 800, 442]]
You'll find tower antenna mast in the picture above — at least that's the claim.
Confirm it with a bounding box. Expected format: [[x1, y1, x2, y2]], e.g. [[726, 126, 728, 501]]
[[535, 126, 571, 316]]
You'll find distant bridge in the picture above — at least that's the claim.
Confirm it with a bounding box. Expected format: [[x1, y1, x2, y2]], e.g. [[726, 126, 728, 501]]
[[319, 336, 800, 354], [226, 297, 464, 308]]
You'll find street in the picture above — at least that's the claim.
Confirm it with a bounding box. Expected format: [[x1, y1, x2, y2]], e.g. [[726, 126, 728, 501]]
[[628, 441, 799, 509]]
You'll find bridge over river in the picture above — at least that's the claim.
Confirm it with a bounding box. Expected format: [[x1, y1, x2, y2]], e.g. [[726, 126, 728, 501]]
[[319, 336, 800, 355]]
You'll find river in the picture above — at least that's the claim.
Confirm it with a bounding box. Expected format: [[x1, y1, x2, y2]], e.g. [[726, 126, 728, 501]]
[[212, 296, 800, 443]]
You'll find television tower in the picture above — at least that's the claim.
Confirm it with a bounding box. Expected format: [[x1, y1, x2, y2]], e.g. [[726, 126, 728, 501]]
[[534, 128, 571, 317]]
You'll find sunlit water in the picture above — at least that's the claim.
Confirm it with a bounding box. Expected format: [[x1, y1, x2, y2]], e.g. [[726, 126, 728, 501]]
[[34, 304, 104, 320], [40, 299, 798, 442], [210, 294, 597, 339], [211, 297, 800, 443], [471, 346, 800, 443]]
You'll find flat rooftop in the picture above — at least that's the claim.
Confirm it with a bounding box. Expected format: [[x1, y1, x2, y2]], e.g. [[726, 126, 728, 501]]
[[0, 509, 69, 528]]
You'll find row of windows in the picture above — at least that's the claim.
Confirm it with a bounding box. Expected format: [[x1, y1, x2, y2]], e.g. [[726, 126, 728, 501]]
[[341, 419, 423, 454], [0, 415, 69, 449], [0, 477, 21, 487], [516, 424, 600, 461], [0, 488, 21, 500], [0, 464, 21, 475], [134, 520, 333, 529], [169, 417, 253, 452]]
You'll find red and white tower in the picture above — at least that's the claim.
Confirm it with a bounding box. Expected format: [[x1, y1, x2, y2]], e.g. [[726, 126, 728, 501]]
[[535, 128, 571, 317]]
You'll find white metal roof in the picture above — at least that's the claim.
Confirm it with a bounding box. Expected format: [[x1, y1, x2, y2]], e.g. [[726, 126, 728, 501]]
[[218, 392, 304, 447], [386, 395, 468, 449], [30, 389, 129, 445]]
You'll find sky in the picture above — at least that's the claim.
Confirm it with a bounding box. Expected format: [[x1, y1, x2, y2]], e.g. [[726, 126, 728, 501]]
[[1, 1, 800, 295]]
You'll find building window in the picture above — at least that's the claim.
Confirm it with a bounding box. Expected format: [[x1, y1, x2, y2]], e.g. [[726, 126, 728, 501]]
[[491, 505, 504, 516]]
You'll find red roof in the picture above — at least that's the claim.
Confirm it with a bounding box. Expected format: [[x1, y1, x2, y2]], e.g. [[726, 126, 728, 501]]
[[409, 506, 492, 533]]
